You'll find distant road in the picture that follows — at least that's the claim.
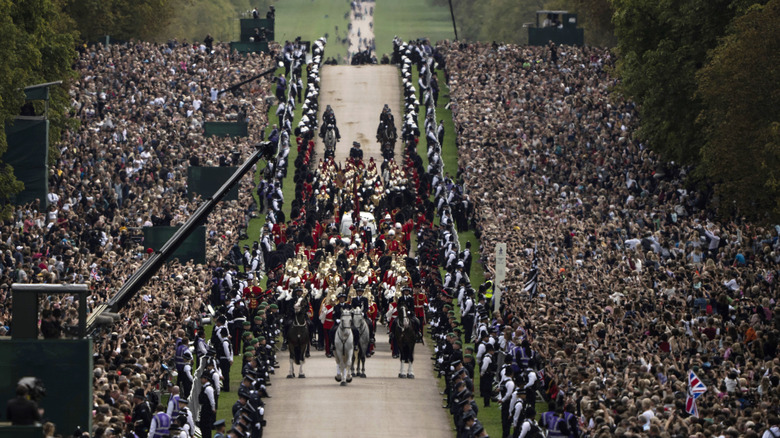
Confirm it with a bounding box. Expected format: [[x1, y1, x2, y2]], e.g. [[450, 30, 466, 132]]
[[314, 65, 401, 163]]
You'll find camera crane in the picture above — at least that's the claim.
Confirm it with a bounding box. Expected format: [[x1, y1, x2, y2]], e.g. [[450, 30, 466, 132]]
[[86, 142, 275, 334]]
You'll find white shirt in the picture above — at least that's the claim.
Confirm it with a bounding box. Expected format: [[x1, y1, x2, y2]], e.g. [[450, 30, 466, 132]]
[[476, 343, 487, 364], [762, 426, 780, 438], [203, 384, 216, 410], [511, 398, 525, 427], [500, 376, 515, 403], [518, 419, 537, 438], [524, 370, 537, 390], [480, 354, 493, 376]]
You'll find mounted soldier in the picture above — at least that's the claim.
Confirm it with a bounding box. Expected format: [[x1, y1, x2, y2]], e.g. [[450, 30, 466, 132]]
[[349, 141, 364, 161], [319, 105, 341, 141]]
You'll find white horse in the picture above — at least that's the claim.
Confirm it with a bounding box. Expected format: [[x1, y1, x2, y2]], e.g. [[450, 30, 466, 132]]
[[351, 308, 370, 378], [333, 311, 354, 386]]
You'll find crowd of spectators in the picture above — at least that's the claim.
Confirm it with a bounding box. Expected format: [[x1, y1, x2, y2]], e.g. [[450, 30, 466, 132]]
[[1, 38, 279, 437], [439, 41, 780, 437]]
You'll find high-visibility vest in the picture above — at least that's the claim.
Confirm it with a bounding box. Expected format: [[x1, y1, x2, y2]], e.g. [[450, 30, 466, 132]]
[[484, 281, 494, 299]]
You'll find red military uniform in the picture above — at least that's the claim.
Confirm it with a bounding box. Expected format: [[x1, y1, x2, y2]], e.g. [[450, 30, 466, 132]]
[[248, 286, 263, 311], [367, 301, 378, 354], [386, 301, 398, 328], [414, 291, 428, 322], [321, 303, 335, 355], [367, 301, 378, 326]]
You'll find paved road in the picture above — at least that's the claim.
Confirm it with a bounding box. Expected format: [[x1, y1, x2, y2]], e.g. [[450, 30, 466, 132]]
[[315, 65, 401, 162], [348, 3, 375, 61], [263, 328, 452, 438]]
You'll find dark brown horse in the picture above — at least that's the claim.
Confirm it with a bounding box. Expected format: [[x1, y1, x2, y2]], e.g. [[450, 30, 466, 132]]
[[286, 295, 310, 378], [393, 303, 416, 378]]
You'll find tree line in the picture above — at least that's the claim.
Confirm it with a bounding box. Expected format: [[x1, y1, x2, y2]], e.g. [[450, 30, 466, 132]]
[[435, 0, 779, 222], [0, 0, 269, 217], [1, 0, 778, 221]]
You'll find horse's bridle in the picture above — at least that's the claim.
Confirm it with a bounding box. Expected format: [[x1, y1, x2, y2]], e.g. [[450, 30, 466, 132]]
[[292, 298, 308, 327]]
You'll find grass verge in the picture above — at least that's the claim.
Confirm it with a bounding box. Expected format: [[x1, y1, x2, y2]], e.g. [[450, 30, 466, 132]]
[[373, 0, 455, 58], [274, 0, 350, 61]]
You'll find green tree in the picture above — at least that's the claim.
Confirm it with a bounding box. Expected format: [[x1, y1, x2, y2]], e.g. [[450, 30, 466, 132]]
[[64, 0, 180, 42], [546, 0, 616, 46], [611, 0, 759, 164], [696, 0, 780, 221], [0, 0, 77, 217], [163, 0, 260, 44]]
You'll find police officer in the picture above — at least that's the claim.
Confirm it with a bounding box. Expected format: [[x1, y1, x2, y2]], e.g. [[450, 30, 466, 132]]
[[176, 398, 196, 437], [214, 315, 234, 392], [180, 351, 194, 398], [166, 387, 183, 419], [199, 371, 217, 438], [213, 420, 227, 438], [498, 366, 516, 438], [461, 288, 476, 344], [519, 367, 539, 414], [131, 389, 152, 438], [148, 404, 171, 438], [350, 285, 369, 316], [174, 335, 189, 381], [514, 339, 536, 372], [516, 406, 542, 438], [510, 386, 526, 437], [479, 343, 496, 407], [330, 292, 350, 347], [539, 402, 571, 438]]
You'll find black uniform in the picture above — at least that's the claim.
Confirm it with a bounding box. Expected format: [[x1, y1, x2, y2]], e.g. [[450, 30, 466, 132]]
[[320, 109, 340, 139], [5, 396, 40, 425], [199, 382, 216, 438], [214, 323, 233, 391], [349, 145, 363, 160], [132, 400, 152, 438], [351, 295, 369, 316]]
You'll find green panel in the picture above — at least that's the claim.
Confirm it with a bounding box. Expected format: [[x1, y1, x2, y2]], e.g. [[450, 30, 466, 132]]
[[0, 340, 93, 435], [239, 18, 275, 42], [187, 166, 239, 201], [229, 41, 270, 54], [2, 118, 49, 205], [143, 226, 206, 264], [0, 426, 43, 438], [23, 88, 49, 102], [203, 121, 249, 138], [528, 27, 584, 46], [9, 290, 38, 339]]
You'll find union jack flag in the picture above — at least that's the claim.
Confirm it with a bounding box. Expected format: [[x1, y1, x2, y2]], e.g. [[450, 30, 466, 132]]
[[524, 244, 539, 297], [685, 395, 698, 418], [688, 370, 707, 399], [686, 370, 707, 417]]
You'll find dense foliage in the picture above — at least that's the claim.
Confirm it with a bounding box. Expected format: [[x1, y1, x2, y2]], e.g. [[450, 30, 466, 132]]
[[0, 0, 77, 217], [612, 0, 780, 221], [2, 0, 778, 222], [696, 1, 780, 220], [431, 0, 615, 46]]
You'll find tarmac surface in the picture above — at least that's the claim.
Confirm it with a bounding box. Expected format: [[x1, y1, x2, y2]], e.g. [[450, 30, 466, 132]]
[[314, 65, 401, 162], [263, 328, 452, 438], [348, 1, 376, 61]]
